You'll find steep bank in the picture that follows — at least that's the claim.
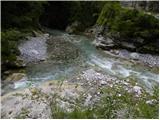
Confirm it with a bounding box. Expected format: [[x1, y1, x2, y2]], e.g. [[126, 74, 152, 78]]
[[92, 2, 159, 54]]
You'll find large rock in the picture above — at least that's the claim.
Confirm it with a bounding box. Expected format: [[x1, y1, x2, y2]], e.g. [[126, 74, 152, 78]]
[[130, 52, 139, 60], [84, 25, 106, 36], [120, 42, 136, 51], [66, 21, 83, 34], [6, 73, 27, 81], [93, 35, 115, 50]]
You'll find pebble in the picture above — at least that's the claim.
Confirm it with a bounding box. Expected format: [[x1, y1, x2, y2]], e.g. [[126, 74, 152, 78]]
[[146, 99, 157, 105], [100, 80, 107, 85], [133, 86, 142, 95], [84, 94, 92, 106], [130, 53, 139, 60]]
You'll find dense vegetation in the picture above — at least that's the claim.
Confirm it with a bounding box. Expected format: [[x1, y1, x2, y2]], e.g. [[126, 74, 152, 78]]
[[97, 2, 158, 53], [40, 1, 105, 29]]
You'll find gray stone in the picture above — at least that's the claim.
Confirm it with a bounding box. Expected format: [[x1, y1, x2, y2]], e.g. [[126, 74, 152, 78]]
[[84, 94, 92, 106], [121, 42, 136, 50], [130, 52, 139, 60], [6, 73, 27, 82], [146, 99, 157, 105], [100, 80, 107, 85], [132, 86, 142, 95]]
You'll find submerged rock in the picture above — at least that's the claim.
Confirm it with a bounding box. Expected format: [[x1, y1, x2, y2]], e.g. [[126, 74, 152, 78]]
[[6, 73, 27, 82]]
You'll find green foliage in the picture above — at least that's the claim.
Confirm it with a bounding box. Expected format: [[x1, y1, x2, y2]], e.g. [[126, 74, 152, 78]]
[[69, 1, 105, 27], [2, 1, 47, 29], [1, 1, 46, 63], [1, 29, 27, 61], [97, 2, 158, 50], [97, 2, 121, 25], [111, 8, 158, 40]]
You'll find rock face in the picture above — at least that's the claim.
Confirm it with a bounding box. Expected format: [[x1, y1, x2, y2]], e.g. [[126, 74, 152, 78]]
[[88, 24, 158, 54]]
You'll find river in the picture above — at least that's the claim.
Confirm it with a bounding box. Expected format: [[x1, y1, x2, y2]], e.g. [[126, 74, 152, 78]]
[[2, 29, 159, 94]]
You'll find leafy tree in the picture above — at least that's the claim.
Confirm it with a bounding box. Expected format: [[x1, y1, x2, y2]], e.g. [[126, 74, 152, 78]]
[[2, 1, 47, 29]]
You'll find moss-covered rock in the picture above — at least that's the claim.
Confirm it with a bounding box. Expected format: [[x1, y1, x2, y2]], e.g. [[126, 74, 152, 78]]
[[96, 2, 158, 54]]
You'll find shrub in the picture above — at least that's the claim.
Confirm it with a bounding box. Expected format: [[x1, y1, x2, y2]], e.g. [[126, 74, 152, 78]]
[[1, 29, 27, 61]]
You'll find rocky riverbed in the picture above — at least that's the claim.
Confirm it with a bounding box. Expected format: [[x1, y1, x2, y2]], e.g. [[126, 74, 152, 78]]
[[104, 49, 159, 67], [1, 71, 158, 119], [1, 68, 158, 119], [91, 35, 159, 68], [1, 29, 159, 119]]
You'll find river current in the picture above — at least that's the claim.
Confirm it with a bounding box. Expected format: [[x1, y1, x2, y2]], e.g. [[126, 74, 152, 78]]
[[2, 29, 159, 94]]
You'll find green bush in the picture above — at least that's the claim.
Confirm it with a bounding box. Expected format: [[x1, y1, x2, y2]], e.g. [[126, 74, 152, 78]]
[[2, 1, 47, 29], [97, 2, 121, 25], [111, 9, 158, 40], [69, 1, 105, 28], [1, 29, 27, 61]]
